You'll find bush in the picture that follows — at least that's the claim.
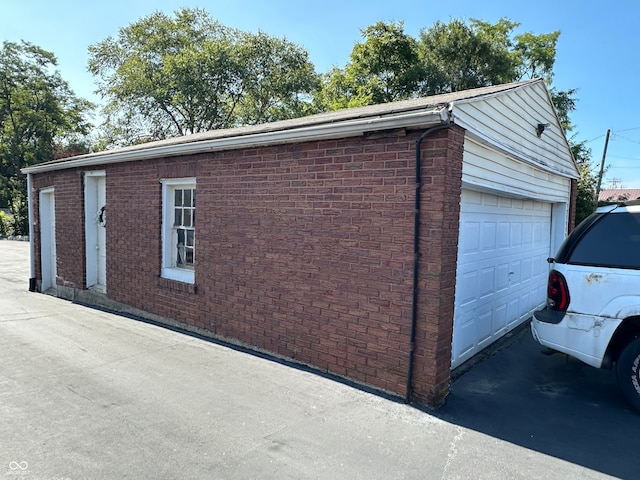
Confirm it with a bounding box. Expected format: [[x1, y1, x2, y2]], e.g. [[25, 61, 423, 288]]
[[0, 211, 15, 236]]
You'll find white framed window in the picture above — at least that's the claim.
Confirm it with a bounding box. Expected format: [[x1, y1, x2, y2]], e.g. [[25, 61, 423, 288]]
[[161, 178, 196, 284]]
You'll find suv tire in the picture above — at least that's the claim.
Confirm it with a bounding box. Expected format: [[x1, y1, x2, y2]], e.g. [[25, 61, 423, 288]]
[[616, 337, 640, 412]]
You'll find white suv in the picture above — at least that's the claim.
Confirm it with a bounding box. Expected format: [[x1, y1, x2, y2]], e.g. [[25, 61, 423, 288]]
[[531, 200, 640, 411]]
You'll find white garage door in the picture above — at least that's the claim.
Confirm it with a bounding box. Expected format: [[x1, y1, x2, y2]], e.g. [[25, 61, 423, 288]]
[[452, 190, 551, 368]]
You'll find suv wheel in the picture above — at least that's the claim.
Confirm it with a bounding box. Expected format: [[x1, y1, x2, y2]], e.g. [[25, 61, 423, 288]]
[[616, 337, 640, 412]]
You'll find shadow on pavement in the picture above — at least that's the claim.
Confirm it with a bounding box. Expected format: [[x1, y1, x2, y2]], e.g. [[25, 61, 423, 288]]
[[437, 323, 640, 480]]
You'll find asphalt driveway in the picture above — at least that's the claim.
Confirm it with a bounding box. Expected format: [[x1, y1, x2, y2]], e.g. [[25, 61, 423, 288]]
[[1, 240, 638, 479]]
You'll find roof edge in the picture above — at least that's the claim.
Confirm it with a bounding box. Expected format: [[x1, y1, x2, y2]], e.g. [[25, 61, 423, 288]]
[[23, 108, 449, 174]]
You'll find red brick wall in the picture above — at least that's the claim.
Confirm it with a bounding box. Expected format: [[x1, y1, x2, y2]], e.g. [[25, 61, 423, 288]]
[[30, 173, 53, 285], [106, 158, 201, 325], [411, 125, 465, 406], [32, 170, 87, 290], [30, 127, 466, 406], [195, 134, 418, 396]]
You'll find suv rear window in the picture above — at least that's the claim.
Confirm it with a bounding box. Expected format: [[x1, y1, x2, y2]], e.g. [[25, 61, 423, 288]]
[[567, 212, 640, 269]]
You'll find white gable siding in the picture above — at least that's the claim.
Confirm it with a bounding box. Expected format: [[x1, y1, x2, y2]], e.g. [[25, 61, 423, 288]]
[[462, 137, 572, 203], [452, 81, 578, 180]]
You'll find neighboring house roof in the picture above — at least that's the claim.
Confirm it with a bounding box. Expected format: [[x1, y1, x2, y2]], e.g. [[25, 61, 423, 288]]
[[598, 189, 640, 202], [22, 78, 575, 177]]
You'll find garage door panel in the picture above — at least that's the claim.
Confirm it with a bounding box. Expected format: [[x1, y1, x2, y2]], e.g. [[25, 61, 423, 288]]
[[534, 222, 547, 243], [452, 190, 551, 368], [497, 223, 510, 248], [521, 257, 532, 281], [534, 253, 548, 276], [506, 296, 521, 323], [482, 222, 497, 251], [523, 222, 533, 245], [476, 309, 493, 344], [457, 269, 479, 306], [511, 222, 523, 246], [461, 222, 481, 255], [518, 290, 532, 314], [492, 304, 507, 332], [454, 321, 476, 359], [495, 263, 509, 291], [479, 267, 495, 298]]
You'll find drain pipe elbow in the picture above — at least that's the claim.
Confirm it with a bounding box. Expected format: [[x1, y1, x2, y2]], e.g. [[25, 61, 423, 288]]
[[405, 121, 454, 404]]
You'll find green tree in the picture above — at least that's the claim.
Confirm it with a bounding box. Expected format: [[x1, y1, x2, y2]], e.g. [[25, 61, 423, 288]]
[[0, 210, 8, 236], [316, 21, 424, 110], [550, 88, 578, 133], [571, 139, 598, 224], [418, 18, 520, 94], [234, 30, 320, 125], [0, 41, 93, 234], [318, 18, 565, 106], [88, 8, 319, 146], [316, 17, 593, 222], [418, 18, 562, 95], [513, 30, 561, 82]]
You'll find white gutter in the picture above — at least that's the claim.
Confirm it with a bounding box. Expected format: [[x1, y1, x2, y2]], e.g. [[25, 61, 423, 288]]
[[22, 108, 449, 175]]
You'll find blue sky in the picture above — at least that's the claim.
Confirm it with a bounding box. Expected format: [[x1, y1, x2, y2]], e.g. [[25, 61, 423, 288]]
[[2, 0, 639, 187]]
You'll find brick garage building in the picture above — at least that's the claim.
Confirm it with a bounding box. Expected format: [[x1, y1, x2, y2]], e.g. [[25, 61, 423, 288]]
[[24, 80, 578, 407]]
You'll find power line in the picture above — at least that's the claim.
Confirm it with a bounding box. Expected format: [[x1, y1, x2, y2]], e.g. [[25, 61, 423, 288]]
[[586, 127, 640, 144], [608, 154, 640, 161], [614, 134, 640, 145]]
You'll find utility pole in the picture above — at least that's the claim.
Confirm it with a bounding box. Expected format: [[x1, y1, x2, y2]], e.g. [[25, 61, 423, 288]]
[[594, 129, 611, 205]]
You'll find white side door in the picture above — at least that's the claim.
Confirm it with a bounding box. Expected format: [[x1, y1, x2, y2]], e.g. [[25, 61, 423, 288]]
[[85, 172, 107, 293], [39, 188, 56, 292]]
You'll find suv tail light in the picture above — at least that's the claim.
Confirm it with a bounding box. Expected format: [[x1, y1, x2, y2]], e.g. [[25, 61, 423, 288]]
[[547, 269, 570, 311]]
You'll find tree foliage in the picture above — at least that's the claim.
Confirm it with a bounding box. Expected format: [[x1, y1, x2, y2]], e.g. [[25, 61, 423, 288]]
[[318, 18, 563, 106], [316, 21, 424, 110], [418, 18, 520, 94], [88, 8, 319, 146], [316, 17, 596, 222], [571, 139, 598, 224], [0, 41, 93, 234]]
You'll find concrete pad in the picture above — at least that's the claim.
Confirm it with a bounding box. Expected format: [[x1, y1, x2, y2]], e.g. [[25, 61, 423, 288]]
[[0, 240, 633, 479]]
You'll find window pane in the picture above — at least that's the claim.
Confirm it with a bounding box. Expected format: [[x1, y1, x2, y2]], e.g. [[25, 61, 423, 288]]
[[165, 184, 196, 274], [569, 213, 640, 268], [176, 229, 185, 266]]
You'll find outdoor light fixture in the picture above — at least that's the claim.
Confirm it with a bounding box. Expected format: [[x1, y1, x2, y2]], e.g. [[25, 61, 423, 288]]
[[536, 123, 550, 137]]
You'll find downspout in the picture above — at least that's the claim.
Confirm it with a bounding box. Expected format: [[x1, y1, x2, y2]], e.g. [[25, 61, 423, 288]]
[[405, 121, 454, 404], [27, 173, 36, 291]]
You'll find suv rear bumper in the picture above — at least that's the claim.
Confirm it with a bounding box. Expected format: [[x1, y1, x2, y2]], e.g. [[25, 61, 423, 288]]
[[531, 307, 621, 369], [531, 307, 566, 324]]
